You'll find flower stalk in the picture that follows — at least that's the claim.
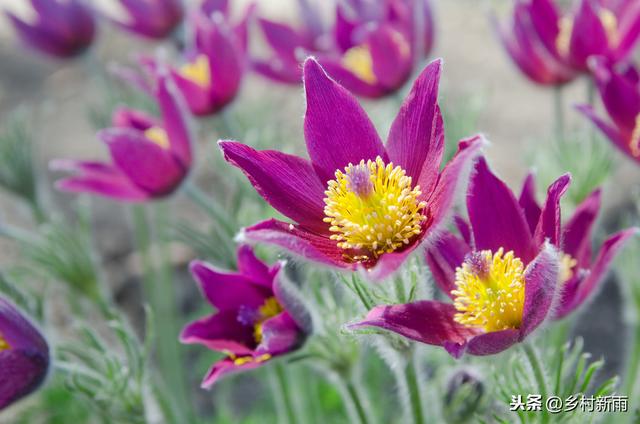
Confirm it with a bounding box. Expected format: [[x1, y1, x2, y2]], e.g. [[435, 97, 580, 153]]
[[272, 362, 297, 424], [523, 344, 549, 424]]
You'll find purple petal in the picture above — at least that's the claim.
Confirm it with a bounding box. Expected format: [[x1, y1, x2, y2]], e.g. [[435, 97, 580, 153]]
[[533, 173, 571, 247], [467, 157, 535, 263], [303, 58, 387, 183], [256, 312, 302, 356], [236, 245, 273, 288], [568, 0, 609, 70], [100, 128, 186, 195], [386, 59, 443, 193], [576, 105, 639, 163], [562, 188, 601, 267], [180, 310, 255, 354], [591, 58, 640, 131], [313, 58, 389, 97], [519, 173, 542, 234], [349, 301, 480, 347], [219, 141, 327, 233], [200, 356, 267, 389], [362, 241, 421, 282], [465, 329, 520, 356], [519, 243, 559, 339], [156, 75, 192, 167], [189, 260, 269, 311], [368, 25, 413, 90], [258, 18, 306, 63], [50, 159, 150, 202], [241, 219, 347, 269], [111, 107, 159, 131], [425, 233, 470, 299]]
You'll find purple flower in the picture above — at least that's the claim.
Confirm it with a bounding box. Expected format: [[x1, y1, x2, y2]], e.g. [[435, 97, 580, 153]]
[[180, 246, 306, 388], [254, 0, 435, 98], [578, 58, 640, 165], [51, 75, 192, 202], [109, 0, 183, 39], [5, 0, 96, 59], [493, 2, 577, 85], [350, 158, 563, 357], [516, 173, 637, 318], [0, 296, 49, 410], [220, 58, 483, 281]]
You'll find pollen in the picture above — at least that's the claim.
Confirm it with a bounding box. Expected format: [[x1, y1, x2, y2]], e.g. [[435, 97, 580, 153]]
[[253, 297, 284, 344], [179, 54, 211, 88], [556, 17, 573, 57], [342, 45, 377, 84], [323, 157, 427, 263], [559, 252, 578, 284], [452, 248, 526, 332], [0, 333, 10, 351], [630, 114, 640, 157], [144, 126, 170, 150], [599, 8, 619, 47]]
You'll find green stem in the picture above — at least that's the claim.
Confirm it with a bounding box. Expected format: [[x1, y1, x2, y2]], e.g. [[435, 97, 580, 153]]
[[523, 344, 549, 424], [553, 86, 565, 143], [342, 379, 370, 424], [403, 350, 425, 424], [130, 206, 187, 424], [272, 362, 297, 424], [183, 181, 236, 237]]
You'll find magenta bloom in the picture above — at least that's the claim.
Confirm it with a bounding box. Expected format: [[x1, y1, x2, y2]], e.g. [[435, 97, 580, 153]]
[[51, 76, 192, 202], [220, 58, 483, 281], [110, 0, 183, 39], [180, 246, 306, 388], [6, 0, 96, 59], [0, 296, 49, 409], [578, 58, 640, 165], [255, 0, 435, 97], [517, 174, 637, 318], [351, 158, 563, 357], [493, 2, 577, 85]]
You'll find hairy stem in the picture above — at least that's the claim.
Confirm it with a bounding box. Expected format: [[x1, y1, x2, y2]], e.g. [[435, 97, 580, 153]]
[[272, 362, 297, 424], [523, 344, 549, 424]]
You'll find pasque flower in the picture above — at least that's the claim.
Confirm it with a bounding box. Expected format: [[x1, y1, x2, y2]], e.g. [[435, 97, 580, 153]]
[[0, 296, 49, 409], [220, 58, 483, 281], [109, 0, 183, 39], [516, 174, 637, 318], [255, 0, 435, 97], [493, 2, 577, 85], [180, 246, 307, 388], [527, 0, 640, 72], [5, 0, 96, 59], [350, 158, 563, 357], [51, 75, 192, 202], [578, 58, 640, 165]]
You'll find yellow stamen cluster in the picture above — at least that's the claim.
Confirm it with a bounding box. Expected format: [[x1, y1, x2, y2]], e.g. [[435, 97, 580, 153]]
[[556, 17, 574, 57], [342, 45, 377, 84], [144, 126, 170, 150], [599, 8, 619, 48], [559, 252, 578, 284], [630, 114, 640, 157], [253, 297, 284, 344], [227, 352, 272, 366], [452, 248, 526, 332], [323, 157, 427, 263], [179, 54, 211, 88], [0, 333, 10, 351]]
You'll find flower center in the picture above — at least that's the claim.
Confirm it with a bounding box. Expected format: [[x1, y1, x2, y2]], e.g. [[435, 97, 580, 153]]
[[559, 252, 578, 284], [342, 45, 377, 84], [253, 297, 284, 344], [144, 126, 170, 149], [323, 157, 427, 263], [452, 248, 526, 332], [179, 54, 211, 88], [556, 17, 573, 57], [0, 333, 10, 351], [630, 114, 640, 157]]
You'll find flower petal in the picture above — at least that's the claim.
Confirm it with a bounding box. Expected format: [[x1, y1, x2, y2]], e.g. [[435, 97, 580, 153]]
[[465, 329, 520, 356], [241, 219, 347, 268], [386, 59, 444, 192], [180, 311, 255, 355], [303, 58, 387, 183], [189, 260, 269, 311], [533, 173, 571, 247], [236, 245, 273, 288], [256, 311, 303, 356], [518, 173, 542, 235], [519, 243, 559, 339], [200, 356, 267, 389], [157, 75, 192, 167], [576, 105, 638, 162], [562, 188, 601, 267], [349, 301, 479, 347], [368, 25, 413, 90], [112, 107, 159, 131], [468, 157, 535, 263], [219, 142, 327, 232], [425, 233, 470, 299]]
